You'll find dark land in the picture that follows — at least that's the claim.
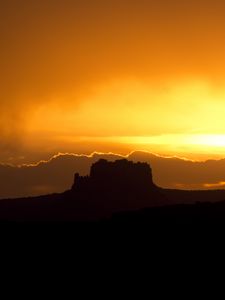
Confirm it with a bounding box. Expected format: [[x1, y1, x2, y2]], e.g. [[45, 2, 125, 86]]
[[1, 158, 225, 225]]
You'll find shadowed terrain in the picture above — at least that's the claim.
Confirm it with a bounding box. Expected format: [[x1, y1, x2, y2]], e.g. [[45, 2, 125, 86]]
[[3, 151, 225, 199], [1, 158, 225, 223], [0, 159, 166, 221]]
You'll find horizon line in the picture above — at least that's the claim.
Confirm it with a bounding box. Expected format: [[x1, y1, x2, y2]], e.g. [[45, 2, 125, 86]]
[[1, 149, 221, 168]]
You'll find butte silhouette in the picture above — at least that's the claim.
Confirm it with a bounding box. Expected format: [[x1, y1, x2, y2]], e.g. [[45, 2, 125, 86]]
[[0, 159, 166, 221]]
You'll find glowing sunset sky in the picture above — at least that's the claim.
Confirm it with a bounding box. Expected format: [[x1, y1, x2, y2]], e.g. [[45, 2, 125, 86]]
[[1, 0, 225, 163]]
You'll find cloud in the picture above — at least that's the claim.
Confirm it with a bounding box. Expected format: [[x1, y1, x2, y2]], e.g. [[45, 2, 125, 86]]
[[1, 0, 225, 158], [2, 150, 225, 199]]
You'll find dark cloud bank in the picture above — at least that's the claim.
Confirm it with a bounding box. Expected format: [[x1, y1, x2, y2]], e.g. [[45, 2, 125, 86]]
[[1, 151, 225, 199]]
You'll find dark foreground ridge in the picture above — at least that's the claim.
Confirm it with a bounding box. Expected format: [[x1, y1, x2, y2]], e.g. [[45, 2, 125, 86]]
[[1, 158, 225, 224]]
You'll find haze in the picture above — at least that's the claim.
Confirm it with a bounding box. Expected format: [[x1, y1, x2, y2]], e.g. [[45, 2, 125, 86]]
[[1, 0, 225, 164]]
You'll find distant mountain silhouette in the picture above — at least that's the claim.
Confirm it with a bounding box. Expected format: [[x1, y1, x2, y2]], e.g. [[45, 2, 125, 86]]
[[0, 159, 168, 221], [3, 151, 225, 199], [69, 159, 167, 219], [1, 158, 225, 223], [72, 158, 156, 192]]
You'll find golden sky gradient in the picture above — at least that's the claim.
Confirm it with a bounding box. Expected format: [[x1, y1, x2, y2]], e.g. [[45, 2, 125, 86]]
[[1, 0, 225, 163]]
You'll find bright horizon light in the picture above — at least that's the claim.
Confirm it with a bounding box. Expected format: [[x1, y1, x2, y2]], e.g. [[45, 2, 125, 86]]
[[119, 134, 225, 147]]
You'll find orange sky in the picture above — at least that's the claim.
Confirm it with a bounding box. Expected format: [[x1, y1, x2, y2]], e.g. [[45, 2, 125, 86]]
[[1, 0, 225, 163]]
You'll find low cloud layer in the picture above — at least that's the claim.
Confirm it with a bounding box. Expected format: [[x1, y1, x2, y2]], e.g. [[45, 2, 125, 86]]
[[2, 151, 225, 199]]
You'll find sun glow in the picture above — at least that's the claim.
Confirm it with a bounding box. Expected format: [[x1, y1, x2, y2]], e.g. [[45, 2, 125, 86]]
[[101, 134, 225, 155], [24, 79, 225, 160], [122, 134, 225, 148], [189, 135, 225, 147]]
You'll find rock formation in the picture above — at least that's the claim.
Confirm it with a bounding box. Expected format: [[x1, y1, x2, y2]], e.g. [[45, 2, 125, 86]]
[[0, 159, 166, 221], [72, 159, 156, 192]]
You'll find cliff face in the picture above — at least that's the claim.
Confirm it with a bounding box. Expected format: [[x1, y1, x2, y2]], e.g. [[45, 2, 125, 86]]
[[72, 159, 156, 193]]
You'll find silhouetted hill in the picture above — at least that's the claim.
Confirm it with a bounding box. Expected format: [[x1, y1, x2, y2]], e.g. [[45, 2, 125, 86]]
[[3, 151, 225, 199], [1, 158, 225, 223], [0, 159, 166, 221]]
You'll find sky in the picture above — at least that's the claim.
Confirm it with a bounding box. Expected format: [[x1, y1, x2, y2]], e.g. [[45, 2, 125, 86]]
[[2, 0, 225, 164]]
